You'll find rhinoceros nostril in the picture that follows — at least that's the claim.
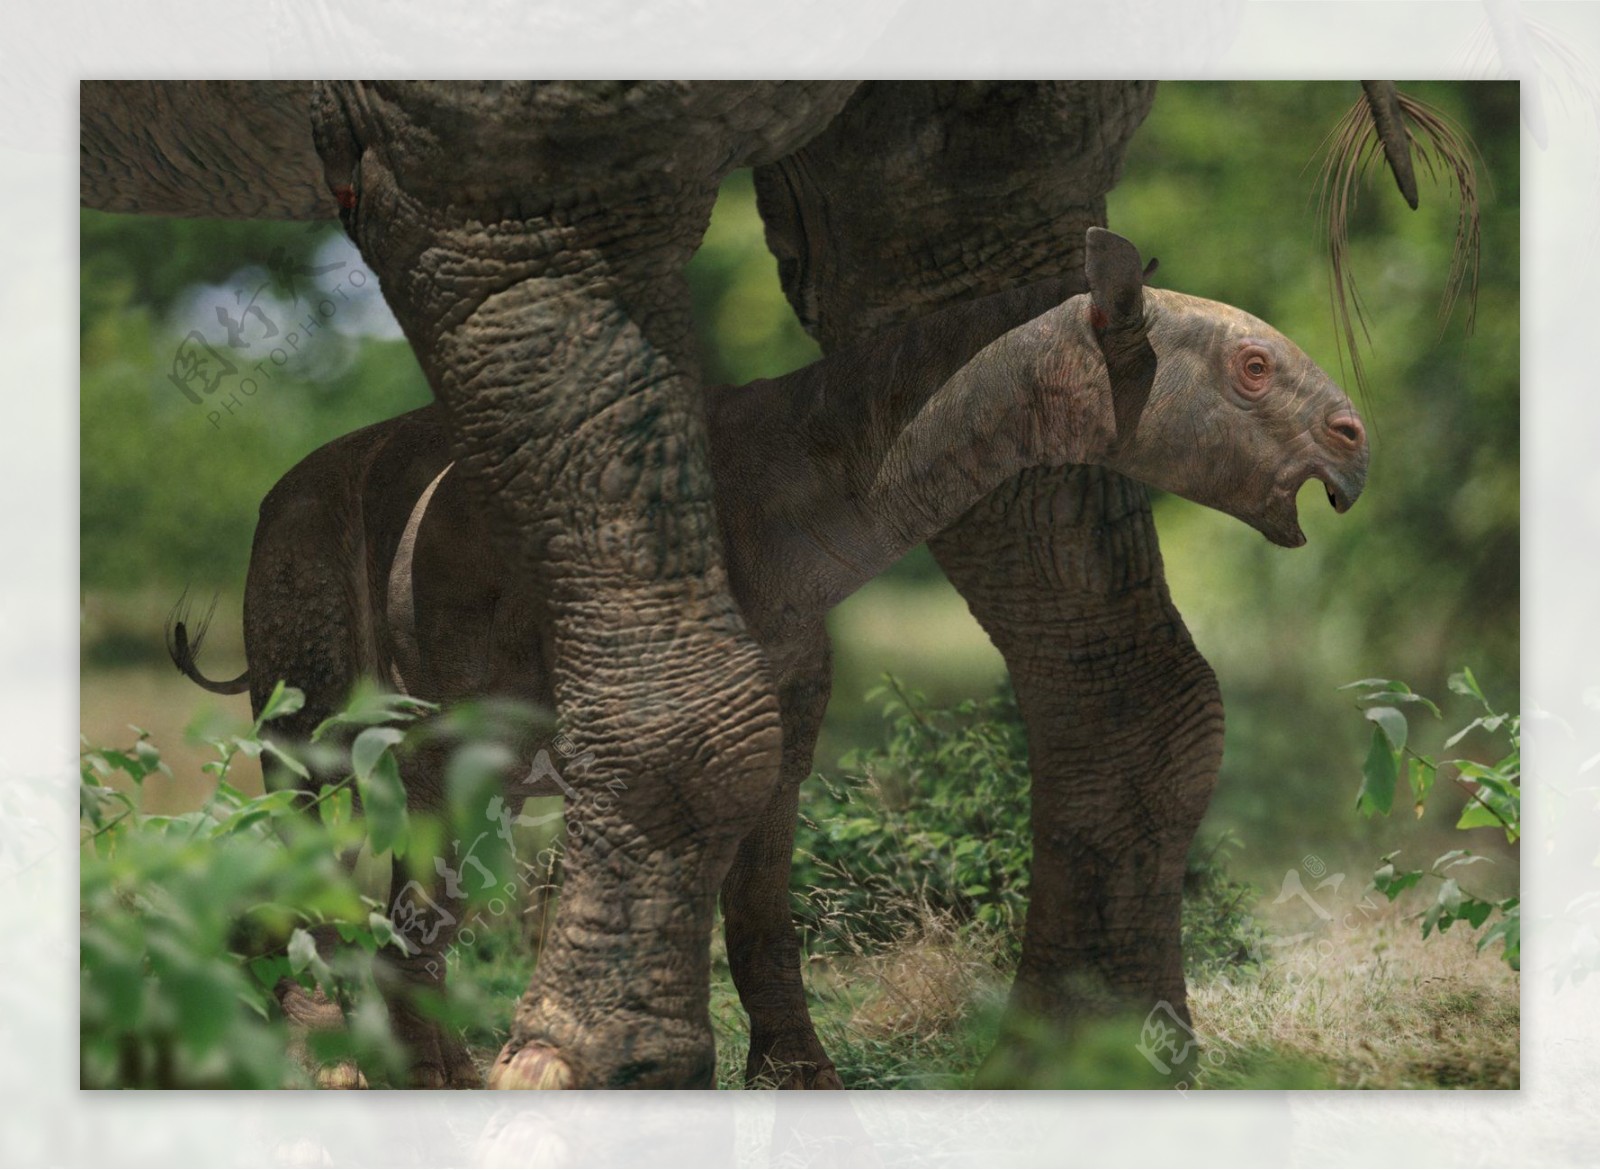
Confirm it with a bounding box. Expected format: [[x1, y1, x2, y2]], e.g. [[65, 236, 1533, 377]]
[[1328, 415, 1365, 447]]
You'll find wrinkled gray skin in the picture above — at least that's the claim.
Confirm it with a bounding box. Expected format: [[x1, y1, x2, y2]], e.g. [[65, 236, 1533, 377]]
[[84, 81, 1408, 1090]]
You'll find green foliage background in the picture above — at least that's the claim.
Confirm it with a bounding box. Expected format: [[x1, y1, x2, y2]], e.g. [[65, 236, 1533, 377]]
[[80, 81, 1518, 878]]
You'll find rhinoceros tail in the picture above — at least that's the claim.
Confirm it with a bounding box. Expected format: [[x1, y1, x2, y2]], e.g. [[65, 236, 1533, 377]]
[[165, 591, 249, 695]]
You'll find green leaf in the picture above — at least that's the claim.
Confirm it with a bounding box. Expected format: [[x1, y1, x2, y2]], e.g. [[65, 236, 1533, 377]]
[[1421, 878, 1463, 938], [1356, 726, 1398, 817], [1447, 667, 1488, 708], [1479, 906, 1520, 970], [1364, 705, 1408, 753], [230, 737, 264, 759], [1492, 747, 1520, 781], [1452, 769, 1519, 840], [1372, 861, 1424, 901], [80, 923, 145, 1024], [1408, 757, 1436, 817], [357, 749, 409, 857], [446, 742, 513, 811], [134, 738, 172, 779], [218, 788, 300, 829], [444, 741, 516, 905], [1443, 714, 1509, 750], [287, 927, 319, 975], [309, 689, 438, 742], [170, 965, 240, 1054], [248, 955, 291, 994], [368, 912, 400, 950], [257, 681, 307, 725], [1438, 878, 1463, 913], [318, 783, 353, 830], [79, 781, 131, 829], [97, 746, 162, 786], [286, 927, 333, 992], [1341, 677, 1408, 692], [1455, 803, 1506, 832], [1360, 691, 1441, 717], [1342, 678, 1443, 718], [351, 726, 405, 783], [260, 739, 310, 781]]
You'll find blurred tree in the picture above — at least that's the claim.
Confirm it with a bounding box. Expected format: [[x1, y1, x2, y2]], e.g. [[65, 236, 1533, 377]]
[[80, 216, 431, 594]]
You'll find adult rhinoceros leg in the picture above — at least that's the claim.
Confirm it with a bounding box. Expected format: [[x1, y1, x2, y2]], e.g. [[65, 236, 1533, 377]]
[[754, 82, 1224, 1055], [310, 81, 852, 1089]]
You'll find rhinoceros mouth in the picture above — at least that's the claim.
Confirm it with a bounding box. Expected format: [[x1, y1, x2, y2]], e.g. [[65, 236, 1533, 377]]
[[1320, 472, 1358, 515], [1259, 499, 1307, 548], [1255, 465, 1363, 548]]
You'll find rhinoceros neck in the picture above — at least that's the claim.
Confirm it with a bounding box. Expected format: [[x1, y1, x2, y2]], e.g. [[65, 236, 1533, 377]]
[[708, 280, 1112, 629]]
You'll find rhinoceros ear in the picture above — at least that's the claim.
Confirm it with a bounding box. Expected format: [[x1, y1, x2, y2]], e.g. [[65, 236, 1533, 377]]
[[1084, 227, 1158, 446], [1085, 227, 1149, 333]]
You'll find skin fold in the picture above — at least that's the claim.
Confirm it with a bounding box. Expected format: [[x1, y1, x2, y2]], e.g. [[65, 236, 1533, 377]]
[[175, 230, 1367, 1088], [85, 80, 1415, 1090]]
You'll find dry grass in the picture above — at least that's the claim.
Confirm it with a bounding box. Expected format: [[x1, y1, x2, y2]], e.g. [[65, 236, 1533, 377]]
[[311, 875, 1519, 1091], [707, 894, 1519, 1090], [844, 917, 1005, 1040], [709, 909, 1009, 1090], [1189, 903, 1518, 1090]]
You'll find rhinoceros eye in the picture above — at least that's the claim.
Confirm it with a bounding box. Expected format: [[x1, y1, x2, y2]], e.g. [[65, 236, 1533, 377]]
[[1234, 344, 1273, 397]]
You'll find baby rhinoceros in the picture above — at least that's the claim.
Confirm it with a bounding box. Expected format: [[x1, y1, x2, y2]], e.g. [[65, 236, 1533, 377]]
[[171, 228, 1367, 1090]]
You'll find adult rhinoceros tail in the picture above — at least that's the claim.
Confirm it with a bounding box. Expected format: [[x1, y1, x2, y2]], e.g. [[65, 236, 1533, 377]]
[[165, 592, 249, 695]]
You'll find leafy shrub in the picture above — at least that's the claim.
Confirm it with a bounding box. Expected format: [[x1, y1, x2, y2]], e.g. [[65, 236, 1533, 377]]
[[1182, 833, 1267, 978], [1344, 667, 1520, 969], [79, 683, 531, 1088], [796, 677, 1265, 977], [793, 679, 1031, 954]]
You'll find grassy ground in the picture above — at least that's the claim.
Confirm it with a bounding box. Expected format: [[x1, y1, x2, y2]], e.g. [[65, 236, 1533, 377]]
[[444, 893, 1517, 1091]]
